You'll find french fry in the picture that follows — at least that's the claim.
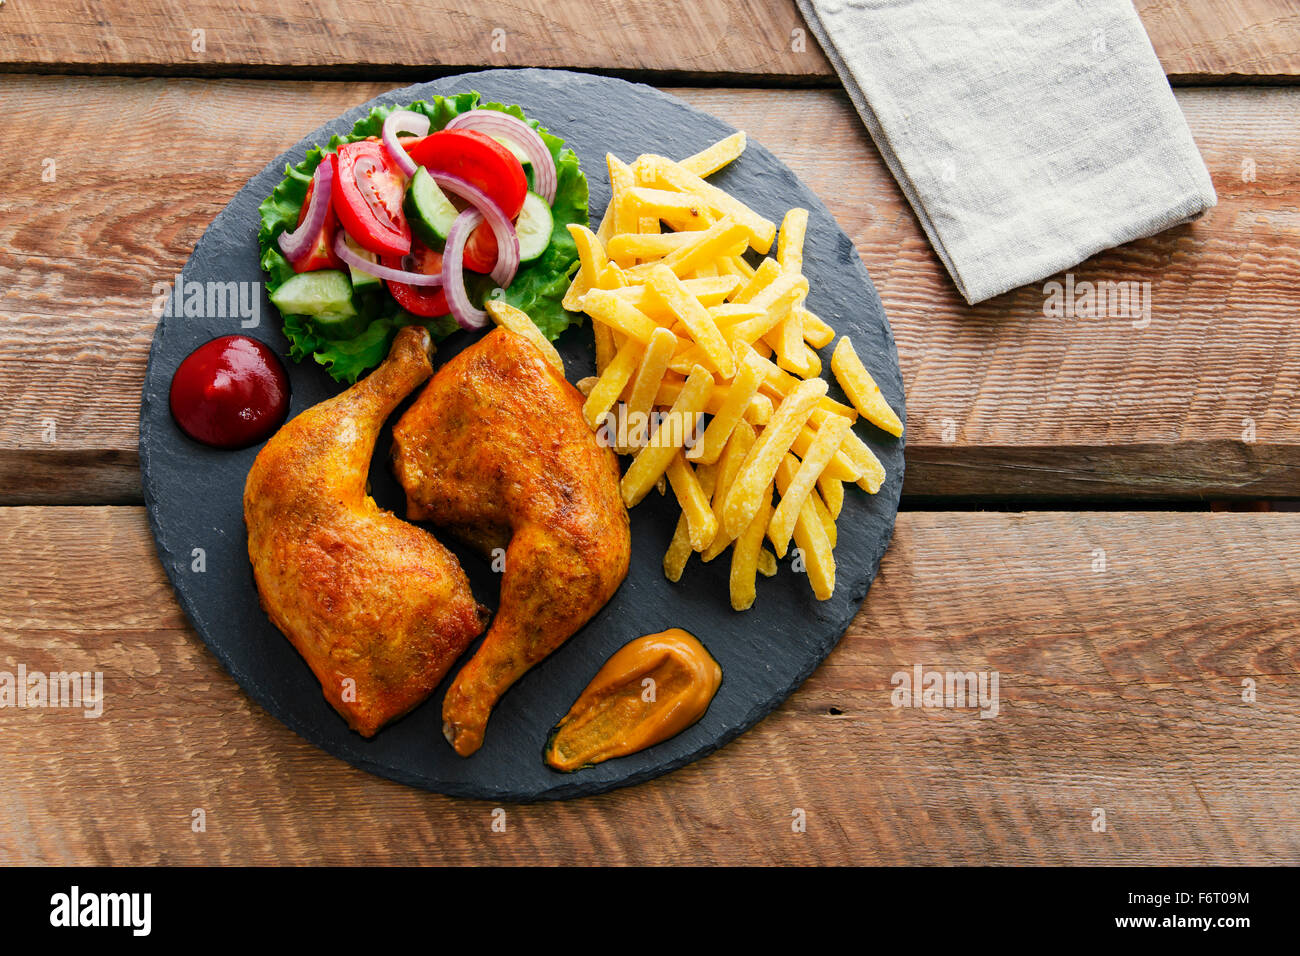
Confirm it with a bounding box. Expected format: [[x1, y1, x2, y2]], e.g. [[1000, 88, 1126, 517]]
[[757, 548, 778, 577], [732, 257, 782, 304], [594, 321, 616, 375], [622, 326, 678, 451], [799, 306, 835, 349], [629, 187, 711, 230], [721, 377, 828, 539], [775, 454, 836, 600], [831, 336, 904, 438], [809, 486, 837, 549], [644, 154, 777, 254], [707, 303, 765, 328], [701, 420, 757, 561], [774, 310, 814, 377], [611, 275, 740, 316], [655, 377, 772, 426], [607, 230, 697, 266], [663, 519, 693, 583], [777, 208, 809, 275], [726, 274, 809, 348], [680, 131, 747, 178], [633, 154, 658, 187], [767, 415, 850, 557], [745, 269, 809, 315], [838, 427, 888, 494], [607, 153, 638, 237], [818, 473, 845, 519], [791, 424, 861, 482], [583, 337, 643, 429], [568, 224, 608, 295], [664, 463, 716, 582], [666, 451, 718, 552], [755, 352, 857, 421], [564, 197, 622, 309], [578, 289, 665, 344], [655, 216, 749, 279], [695, 347, 764, 466], [730, 481, 773, 611], [485, 301, 564, 374], [647, 264, 736, 378], [575, 376, 598, 397], [634, 159, 663, 236], [621, 364, 713, 507]]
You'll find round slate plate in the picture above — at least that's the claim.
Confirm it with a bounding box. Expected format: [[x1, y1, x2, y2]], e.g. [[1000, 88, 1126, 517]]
[[140, 69, 905, 801]]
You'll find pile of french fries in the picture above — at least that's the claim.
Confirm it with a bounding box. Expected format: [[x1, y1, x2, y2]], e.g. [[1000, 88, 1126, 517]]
[[561, 132, 903, 611]]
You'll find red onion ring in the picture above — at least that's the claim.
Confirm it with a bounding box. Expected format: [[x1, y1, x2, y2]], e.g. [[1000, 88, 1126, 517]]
[[445, 109, 557, 205], [381, 109, 430, 178], [332, 231, 444, 286], [443, 210, 489, 330], [430, 172, 520, 288], [277, 158, 333, 265]]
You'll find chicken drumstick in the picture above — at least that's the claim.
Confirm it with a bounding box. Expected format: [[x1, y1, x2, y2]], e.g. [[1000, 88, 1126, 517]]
[[244, 326, 486, 737], [392, 328, 631, 756]]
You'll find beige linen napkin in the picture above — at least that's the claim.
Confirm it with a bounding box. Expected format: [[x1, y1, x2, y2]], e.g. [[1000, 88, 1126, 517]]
[[796, 0, 1217, 304]]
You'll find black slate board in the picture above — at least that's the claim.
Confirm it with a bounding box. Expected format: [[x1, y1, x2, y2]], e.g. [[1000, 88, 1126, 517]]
[[139, 69, 905, 801]]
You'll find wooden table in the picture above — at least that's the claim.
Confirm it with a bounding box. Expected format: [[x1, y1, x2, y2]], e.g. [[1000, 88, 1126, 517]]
[[2, 1, 1297, 866]]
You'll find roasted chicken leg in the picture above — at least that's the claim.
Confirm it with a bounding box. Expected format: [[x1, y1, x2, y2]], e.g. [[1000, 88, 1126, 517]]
[[244, 326, 485, 737], [392, 328, 631, 756]]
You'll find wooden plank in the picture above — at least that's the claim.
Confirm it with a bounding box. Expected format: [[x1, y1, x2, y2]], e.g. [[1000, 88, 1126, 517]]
[[2, 78, 1297, 503], [1134, 0, 1300, 83], [0, 506, 1296, 864], [0, 0, 827, 81], [1, 1, 1295, 82]]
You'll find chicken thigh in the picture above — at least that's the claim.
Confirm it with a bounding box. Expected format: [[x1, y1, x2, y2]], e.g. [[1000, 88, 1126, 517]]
[[392, 328, 631, 756], [244, 326, 485, 737]]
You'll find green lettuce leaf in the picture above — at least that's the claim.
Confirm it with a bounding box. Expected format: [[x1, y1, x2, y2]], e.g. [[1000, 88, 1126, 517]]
[[257, 91, 589, 383]]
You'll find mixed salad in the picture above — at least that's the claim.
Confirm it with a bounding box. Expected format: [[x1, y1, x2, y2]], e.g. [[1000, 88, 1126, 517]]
[[258, 92, 589, 382]]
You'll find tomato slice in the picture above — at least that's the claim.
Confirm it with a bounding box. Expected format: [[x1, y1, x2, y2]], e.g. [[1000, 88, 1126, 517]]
[[291, 155, 344, 272], [463, 220, 498, 274], [382, 239, 449, 318], [406, 129, 527, 220], [333, 140, 411, 258]]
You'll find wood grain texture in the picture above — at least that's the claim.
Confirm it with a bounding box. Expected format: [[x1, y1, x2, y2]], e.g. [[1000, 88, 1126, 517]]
[[1134, 0, 1300, 82], [1, 1, 1295, 81], [0, 0, 826, 80], [1, 78, 1297, 503], [0, 506, 1295, 865]]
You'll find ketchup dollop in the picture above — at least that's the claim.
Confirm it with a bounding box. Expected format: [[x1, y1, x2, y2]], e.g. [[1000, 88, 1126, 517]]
[[169, 335, 290, 449]]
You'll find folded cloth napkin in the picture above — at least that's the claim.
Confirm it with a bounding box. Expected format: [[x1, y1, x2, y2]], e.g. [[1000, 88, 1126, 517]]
[[796, 0, 1217, 304]]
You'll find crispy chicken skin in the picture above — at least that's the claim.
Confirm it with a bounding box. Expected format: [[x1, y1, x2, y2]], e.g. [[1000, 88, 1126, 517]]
[[243, 326, 485, 738], [392, 328, 631, 756]]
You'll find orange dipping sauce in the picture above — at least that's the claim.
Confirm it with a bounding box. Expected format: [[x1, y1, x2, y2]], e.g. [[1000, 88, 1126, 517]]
[[545, 628, 722, 772]]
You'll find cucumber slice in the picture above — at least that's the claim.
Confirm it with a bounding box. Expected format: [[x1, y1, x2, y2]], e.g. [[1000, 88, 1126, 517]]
[[515, 192, 553, 263], [493, 135, 532, 167], [404, 167, 458, 246], [342, 233, 380, 290], [269, 270, 363, 339]]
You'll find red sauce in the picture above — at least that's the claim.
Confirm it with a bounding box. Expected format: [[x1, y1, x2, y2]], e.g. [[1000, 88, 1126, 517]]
[[169, 336, 290, 449]]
